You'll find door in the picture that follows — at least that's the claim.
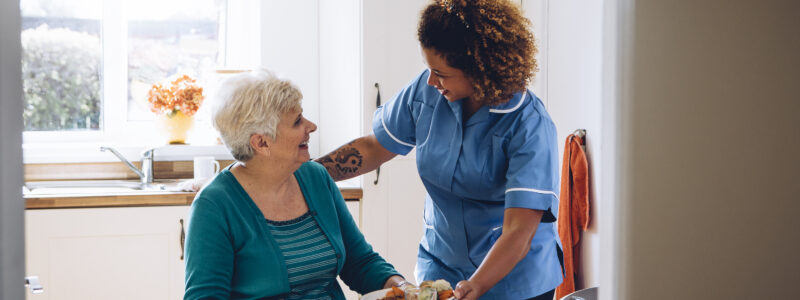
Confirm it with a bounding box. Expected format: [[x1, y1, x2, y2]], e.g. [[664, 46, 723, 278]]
[[360, 0, 430, 284], [1, 0, 25, 298]]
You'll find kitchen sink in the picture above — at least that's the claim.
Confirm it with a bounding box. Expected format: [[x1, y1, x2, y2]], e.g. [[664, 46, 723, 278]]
[[23, 180, 177, 195]]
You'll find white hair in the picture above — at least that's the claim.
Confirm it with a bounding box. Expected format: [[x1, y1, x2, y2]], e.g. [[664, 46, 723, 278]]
[[211, 69, 302, 162]]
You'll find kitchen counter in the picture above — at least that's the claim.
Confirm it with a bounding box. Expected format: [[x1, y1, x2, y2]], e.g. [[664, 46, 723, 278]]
[[24, 184, 363, 209]]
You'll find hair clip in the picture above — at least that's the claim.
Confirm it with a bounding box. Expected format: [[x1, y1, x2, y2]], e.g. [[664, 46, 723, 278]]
[[439, 0, 452, 12], [439, 0, 470, 29], [457, 13, 470, 28]]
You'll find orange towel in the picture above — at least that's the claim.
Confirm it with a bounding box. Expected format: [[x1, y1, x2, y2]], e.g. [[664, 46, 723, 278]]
[[555, 133, 590, 299]]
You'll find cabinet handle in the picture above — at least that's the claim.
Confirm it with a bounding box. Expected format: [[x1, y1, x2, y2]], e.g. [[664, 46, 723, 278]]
[[179, 218, 185, 260], [25, 276, 44, 294], [374, 82, 381, 185]]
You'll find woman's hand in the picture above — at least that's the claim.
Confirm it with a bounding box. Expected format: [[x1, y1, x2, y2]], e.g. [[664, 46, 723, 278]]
[[454, 280, 484, 300], [176, 178, 211, 192], [382, 275, 409, 289]]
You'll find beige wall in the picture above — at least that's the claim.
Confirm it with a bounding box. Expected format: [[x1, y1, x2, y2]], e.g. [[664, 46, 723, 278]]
[[618, 0, 800, 298]]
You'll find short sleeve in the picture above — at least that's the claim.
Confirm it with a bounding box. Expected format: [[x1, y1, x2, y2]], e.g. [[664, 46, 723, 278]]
[[504, 110, 561, 223], [372, 72, 428, 155]]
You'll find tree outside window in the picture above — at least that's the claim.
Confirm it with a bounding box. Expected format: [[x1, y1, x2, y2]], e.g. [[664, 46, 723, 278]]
[[21, 0, 102, 131]]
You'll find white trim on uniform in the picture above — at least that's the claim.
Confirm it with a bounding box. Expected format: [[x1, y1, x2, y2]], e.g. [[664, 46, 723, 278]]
[[505, 187, 558, 198], [489, 92, 527, 113], [381, 114, 415, 148]]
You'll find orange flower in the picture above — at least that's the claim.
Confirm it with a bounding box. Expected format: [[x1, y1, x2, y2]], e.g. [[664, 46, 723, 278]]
[[146, 74, 204, 116]]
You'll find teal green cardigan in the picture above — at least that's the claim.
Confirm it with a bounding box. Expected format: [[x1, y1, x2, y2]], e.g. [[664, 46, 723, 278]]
[[184, 162, 399, 299]]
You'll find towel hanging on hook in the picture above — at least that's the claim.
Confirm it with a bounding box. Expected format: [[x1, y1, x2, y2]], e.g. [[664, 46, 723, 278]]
[[555, 130, 590, 299]]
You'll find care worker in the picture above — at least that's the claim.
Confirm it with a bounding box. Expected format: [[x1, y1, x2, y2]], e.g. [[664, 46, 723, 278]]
[[316, 0, 563, 299]]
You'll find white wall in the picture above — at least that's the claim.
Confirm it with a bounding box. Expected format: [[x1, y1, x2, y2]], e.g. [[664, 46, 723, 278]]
[[260, 0, 363, 163], [1, 0, 25, 298], [319, 0, 362, 158], [260, 0, 321, 157], [523, 0, 604, 290], [599, 0, 624, 298], [224, 0, 261, 68], [549, 0, 605, 289], [523, 0, 550, 104], [616, 0, 800, 299]]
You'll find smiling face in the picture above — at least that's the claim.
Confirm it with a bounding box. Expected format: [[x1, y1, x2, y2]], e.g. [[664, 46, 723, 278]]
[[269, 105, 317, 165], [421, 47, 475, 102]]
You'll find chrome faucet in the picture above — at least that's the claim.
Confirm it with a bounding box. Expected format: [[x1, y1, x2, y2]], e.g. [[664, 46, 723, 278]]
[[100, 146, 155, 185]]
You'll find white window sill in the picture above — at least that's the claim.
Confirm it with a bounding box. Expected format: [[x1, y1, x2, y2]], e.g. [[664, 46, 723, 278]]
[[22, 115, 232, 164]]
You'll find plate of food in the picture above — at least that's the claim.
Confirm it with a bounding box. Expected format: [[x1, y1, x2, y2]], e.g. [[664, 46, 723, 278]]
[[361, 279, 455, 300]]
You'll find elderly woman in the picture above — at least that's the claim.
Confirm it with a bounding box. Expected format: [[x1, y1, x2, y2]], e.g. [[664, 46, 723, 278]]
[[184, 70, 405, 300]]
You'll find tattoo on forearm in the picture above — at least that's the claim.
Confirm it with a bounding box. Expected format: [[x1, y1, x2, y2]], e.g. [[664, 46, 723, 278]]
[[317, 155, 337, 176], [333, 147, 363, 175], [317, 141, 363, 180]]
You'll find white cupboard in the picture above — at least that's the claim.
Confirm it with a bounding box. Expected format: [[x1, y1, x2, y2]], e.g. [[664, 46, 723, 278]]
[[25, 201, 362, 299], [25, 206, 189, 300]]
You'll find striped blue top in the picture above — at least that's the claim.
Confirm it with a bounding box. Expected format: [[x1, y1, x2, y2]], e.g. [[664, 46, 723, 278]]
[[266, 211, 337, 300], [185, 162, 400, 299]]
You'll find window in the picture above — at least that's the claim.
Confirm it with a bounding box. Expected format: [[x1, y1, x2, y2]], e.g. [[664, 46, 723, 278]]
[[20, 0, 354, 165], [21, 0, 228, 146], [20, 0, 103, 131], [125, 0, 224, 121]]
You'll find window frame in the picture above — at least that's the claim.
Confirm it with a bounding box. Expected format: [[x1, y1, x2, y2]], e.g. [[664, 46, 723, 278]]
[[22, 0, 259, 163]]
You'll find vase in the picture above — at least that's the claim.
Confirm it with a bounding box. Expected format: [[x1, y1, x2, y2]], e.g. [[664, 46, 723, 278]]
[[158, 111, 194, 144]]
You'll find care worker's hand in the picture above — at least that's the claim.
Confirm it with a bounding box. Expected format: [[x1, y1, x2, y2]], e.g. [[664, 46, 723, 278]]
[[454, 280, 484, 300]]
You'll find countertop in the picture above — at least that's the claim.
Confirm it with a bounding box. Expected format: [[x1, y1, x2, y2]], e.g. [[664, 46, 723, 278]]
[[23, 159, 364, 209], [24, 183, 363, 209]]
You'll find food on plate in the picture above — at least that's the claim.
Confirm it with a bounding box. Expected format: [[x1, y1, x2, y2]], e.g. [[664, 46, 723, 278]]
[[379, 279, 454, 300]]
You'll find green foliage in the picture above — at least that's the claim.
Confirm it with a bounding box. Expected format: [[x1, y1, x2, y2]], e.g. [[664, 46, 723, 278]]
[[21, 24, 101, 131]]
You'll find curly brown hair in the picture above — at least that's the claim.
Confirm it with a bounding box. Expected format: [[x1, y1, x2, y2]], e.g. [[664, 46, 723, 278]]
[[418, 0, 537, 106]]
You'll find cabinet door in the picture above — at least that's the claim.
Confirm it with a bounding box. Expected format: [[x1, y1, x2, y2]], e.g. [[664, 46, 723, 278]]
[[25, 206, 190, 300], [361, 0, 430, 285]]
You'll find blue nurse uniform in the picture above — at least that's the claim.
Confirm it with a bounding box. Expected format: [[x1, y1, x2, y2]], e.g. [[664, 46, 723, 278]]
[[372, 70, 564, 299]]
